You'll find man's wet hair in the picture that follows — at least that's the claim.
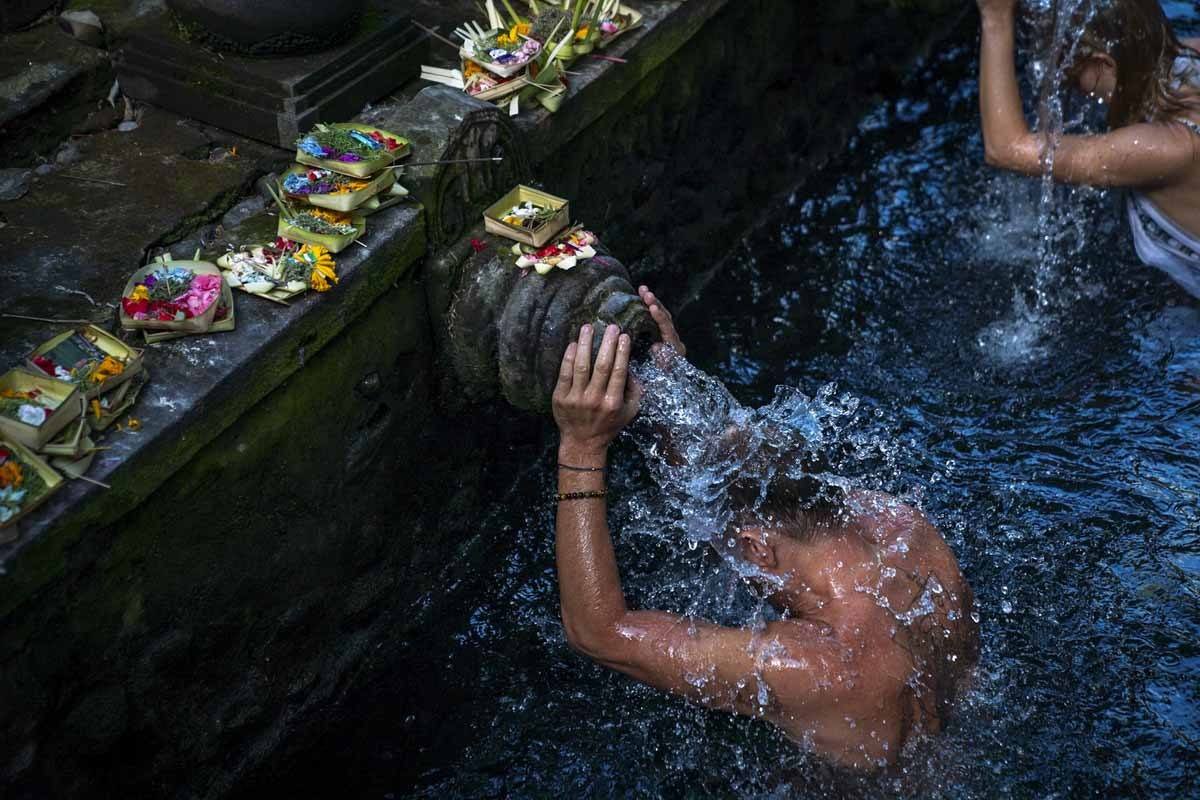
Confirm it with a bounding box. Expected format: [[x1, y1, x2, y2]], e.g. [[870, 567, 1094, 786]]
[[729, 470, 847, 544]]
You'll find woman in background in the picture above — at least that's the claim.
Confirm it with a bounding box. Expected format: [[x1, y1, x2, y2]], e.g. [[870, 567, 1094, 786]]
[[977, 0, 1200, 299]]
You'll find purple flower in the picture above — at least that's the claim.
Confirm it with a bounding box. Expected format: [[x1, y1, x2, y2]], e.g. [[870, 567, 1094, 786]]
[[338, 154, 363, 163], [143, 273, 158, 288]]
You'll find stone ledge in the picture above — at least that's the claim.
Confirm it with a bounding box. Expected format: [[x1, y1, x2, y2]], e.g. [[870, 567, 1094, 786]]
[[0, 0, 707, 609], [0, 206, 425, 607], [0, 0, 962, 597]]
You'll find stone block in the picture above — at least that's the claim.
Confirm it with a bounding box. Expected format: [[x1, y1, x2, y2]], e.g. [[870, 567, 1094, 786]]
[[0, 0, 59, 32], [0, 21, 112, 162], [117, 3, 428, 147], [361, 86, 533, 248]]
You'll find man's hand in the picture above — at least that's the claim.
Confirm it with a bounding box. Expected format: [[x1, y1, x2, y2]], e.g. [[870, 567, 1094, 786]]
[[638, 285, 686, 358], [553, 323, 641, 458]]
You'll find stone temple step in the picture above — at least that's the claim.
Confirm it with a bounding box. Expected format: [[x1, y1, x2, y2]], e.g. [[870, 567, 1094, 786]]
[[117, 5, 429, 148]]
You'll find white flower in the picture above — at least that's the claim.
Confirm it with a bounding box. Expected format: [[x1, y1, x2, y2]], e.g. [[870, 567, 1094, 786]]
[[18, 404, 47, 426]]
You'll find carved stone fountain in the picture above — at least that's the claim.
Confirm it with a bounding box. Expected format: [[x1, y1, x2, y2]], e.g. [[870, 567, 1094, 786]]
[[117, 0, 427, 147], [446, 246, 659, 412]]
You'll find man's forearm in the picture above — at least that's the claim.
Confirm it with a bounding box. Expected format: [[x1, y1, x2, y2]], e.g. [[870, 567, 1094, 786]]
[[555, 439, 629, 653]]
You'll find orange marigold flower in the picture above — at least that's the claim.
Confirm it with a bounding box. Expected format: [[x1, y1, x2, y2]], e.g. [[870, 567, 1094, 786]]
[[89, 356, 125, 383], [0, 461, 23, 490]]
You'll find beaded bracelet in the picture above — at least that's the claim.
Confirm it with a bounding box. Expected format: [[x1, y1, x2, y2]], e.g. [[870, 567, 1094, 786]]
[[558, 463, 607, 473], [555, 490, 608, 503]]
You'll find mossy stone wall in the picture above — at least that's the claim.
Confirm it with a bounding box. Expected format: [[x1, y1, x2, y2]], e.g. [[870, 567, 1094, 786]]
[[0, 1, 963, 796]]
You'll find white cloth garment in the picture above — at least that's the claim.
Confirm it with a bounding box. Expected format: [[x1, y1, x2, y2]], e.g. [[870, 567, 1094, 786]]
[[1125, 54, 1200, 299]]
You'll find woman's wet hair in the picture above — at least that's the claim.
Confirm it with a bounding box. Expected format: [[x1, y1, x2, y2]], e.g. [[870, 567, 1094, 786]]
[[1063, 0, 1200, 127]]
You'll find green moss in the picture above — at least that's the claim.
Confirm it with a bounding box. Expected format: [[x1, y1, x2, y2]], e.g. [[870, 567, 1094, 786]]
[[357, 7, 388, 36]]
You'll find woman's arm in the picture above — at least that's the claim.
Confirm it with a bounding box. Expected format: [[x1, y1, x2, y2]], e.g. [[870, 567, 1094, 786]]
[[978, 1, 1031, 169], [977, 1, 1194, 188]]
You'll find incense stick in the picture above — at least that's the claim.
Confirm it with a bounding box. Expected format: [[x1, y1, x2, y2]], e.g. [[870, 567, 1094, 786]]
[[410, 20, 462, 51], [58, 174, 127, 187], [389, 157, 505, 169], [2, 313, 97, 324], [77, 475, 112, 490], [590, 53, 627, 63]]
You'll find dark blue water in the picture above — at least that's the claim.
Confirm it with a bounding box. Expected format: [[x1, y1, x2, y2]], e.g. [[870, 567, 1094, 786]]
[[390, 10, 1200, 799]]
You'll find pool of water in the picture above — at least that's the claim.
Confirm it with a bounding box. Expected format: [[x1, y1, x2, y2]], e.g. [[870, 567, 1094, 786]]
[[367, 10, 1200, 799]]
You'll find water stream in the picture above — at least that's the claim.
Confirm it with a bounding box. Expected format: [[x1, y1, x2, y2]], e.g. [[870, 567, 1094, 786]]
[[339, 5, 1200, 797]]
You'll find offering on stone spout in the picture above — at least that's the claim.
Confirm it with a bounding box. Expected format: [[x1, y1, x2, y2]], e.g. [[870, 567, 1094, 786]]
[[484, 185, 570, 246], [512, 228, 599, 274]]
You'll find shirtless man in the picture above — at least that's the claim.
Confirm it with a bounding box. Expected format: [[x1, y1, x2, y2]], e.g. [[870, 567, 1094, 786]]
[[550, 288, 979, 770]]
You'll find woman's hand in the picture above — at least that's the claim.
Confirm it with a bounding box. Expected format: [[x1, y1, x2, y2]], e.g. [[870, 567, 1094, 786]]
[[638, 286, 686, 358], [977, 0, 1018, 21], [553, 323, 642, 459]]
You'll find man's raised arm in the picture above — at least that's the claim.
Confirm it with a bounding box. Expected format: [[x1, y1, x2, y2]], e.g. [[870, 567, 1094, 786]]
[[551, 323, 847, 719]]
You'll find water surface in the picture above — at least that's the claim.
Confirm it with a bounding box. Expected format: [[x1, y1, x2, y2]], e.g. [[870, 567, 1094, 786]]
[[392, 12, 1200, 798]]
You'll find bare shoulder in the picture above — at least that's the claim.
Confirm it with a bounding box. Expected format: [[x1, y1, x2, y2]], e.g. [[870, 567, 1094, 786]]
[[756, 619, 857, 689], [842, 490, 937, 539]]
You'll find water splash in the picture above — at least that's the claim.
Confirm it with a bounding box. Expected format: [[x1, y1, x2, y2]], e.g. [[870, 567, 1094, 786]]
[[976, 0, 1108, 360], [628, 352, 904, 575]]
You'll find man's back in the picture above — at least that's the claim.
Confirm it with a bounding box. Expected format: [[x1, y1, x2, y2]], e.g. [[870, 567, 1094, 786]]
[[758, 492, 979, 768]]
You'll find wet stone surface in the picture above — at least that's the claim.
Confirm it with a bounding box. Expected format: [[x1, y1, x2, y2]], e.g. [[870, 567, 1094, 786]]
[[0, 108, 285, 361], [0, 22, 110, 137]]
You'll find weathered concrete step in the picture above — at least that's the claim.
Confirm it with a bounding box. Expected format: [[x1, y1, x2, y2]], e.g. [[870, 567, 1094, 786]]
[[0, 21, 113, 164], [0, 109, 284, 339]]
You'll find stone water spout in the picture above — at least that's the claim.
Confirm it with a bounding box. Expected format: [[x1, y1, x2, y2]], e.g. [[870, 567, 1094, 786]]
[[446, 248, 659, 413]]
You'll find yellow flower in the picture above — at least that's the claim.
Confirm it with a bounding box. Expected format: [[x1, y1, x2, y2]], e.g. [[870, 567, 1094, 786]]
[[310, 271, 332, 292], [309, 208, 351, 225], [575, 25, 590, 40], [497, 22, 531, 46], [332, 180, 370, 195], [299, 244, 337, 292], [129, 285, 150, 301], [89, 356, 125, 384]]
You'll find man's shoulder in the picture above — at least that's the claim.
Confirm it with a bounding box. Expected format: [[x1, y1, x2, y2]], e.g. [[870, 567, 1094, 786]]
[[757, 619, 868, 682]]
